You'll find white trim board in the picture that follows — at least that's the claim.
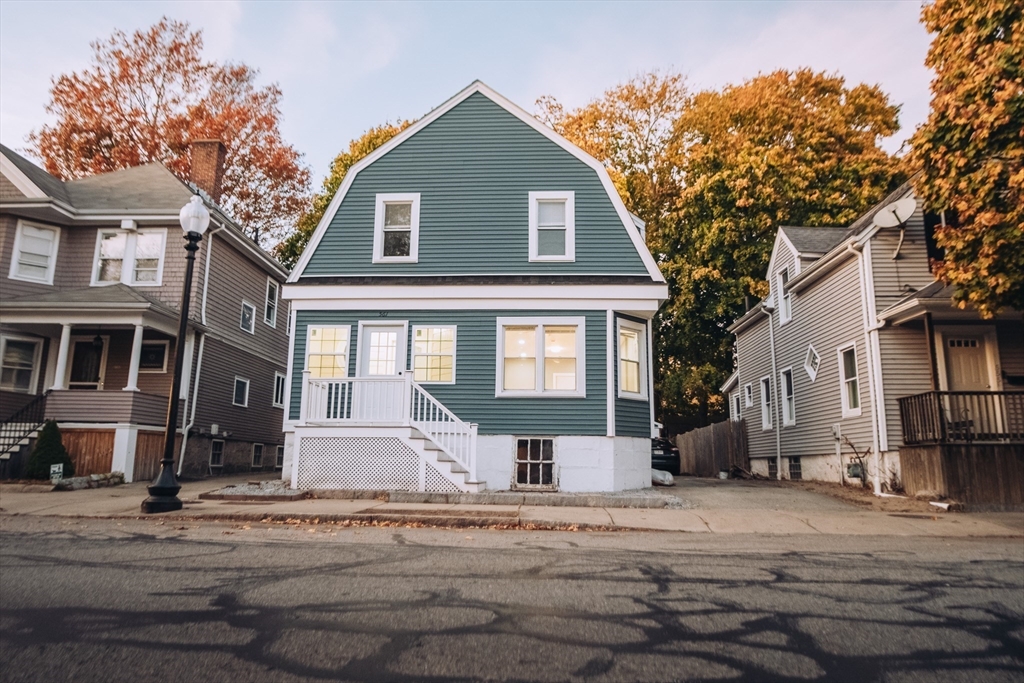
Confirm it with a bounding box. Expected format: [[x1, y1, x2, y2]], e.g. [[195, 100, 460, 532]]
[[289, 80, 664, 284], [0, 154, 48, 199]]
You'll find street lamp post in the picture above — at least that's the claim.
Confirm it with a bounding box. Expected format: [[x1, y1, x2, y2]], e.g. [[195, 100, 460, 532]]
[[142, 195, 210, 514]]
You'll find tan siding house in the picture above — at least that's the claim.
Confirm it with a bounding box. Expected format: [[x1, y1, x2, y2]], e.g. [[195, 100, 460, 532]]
[[1, 143, 289, 481], [726, 184, 1023, 505]]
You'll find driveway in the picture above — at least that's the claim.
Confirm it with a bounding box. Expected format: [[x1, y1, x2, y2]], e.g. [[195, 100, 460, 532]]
[[662, 476, 859, 512]]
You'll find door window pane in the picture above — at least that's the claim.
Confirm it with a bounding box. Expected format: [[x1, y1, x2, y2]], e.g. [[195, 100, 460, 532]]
[[503, 326, 536, 391], [544, 326, 576, 391], [366, 331, 398, 375]]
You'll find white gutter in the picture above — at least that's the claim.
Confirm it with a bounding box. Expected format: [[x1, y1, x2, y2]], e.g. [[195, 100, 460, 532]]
[[849, 242, 883, 495]]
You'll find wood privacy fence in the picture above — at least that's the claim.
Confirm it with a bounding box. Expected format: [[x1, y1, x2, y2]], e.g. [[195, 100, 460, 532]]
[[675, 419, 749, 477]]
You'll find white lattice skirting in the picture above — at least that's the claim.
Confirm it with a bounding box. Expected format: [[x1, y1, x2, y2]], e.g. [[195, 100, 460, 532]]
[[296, 436, 463, 492]]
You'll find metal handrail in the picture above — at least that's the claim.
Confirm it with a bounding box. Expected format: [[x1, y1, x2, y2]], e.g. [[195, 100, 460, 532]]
[[0, 390, 50, 456]]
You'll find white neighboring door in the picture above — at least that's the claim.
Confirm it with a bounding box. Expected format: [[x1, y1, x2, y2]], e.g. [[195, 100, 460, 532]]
[[355, 323, 406, 422]]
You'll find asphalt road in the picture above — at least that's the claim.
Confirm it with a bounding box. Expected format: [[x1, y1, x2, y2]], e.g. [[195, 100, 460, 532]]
[[1, 516, 1022, 683]]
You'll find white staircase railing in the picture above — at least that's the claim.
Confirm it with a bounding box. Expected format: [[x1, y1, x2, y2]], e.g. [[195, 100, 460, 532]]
[[300, 371, 478, 483], [408, 376, 478, 484]]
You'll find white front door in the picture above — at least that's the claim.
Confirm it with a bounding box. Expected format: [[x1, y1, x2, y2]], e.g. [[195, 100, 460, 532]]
[[945, 335, 990, 391], [354, 323, 406, 422]]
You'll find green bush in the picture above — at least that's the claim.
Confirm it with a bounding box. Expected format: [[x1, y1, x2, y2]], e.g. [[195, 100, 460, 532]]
[[25, 420, 75, 480]]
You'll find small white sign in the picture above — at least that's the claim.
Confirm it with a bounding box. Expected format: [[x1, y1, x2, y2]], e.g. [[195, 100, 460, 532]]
[[50, 463, 64, 482]]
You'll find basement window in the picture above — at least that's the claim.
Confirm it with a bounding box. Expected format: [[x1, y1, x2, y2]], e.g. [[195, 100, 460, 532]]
[[789, 456, 802, 480], [513, 438, 556, 490]]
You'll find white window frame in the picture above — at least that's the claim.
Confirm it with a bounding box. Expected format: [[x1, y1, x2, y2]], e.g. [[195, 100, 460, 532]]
[[304, 325, 352, 378], [232, 376, 250, 407], [744, 383, 753, 408], [209, 439, 225, 468], [804, 344, 821, 382], [780, 367, 796, 426], [272, 371, 286, 407], [276, 444, 284, 469], [264, 277, 279, 327], [837, 343, 862, 418], [411, 325, 457, 384], [251, 443, 264, 468], [495, 316, 586, 398], [89, 227, 167, 287], [616, 318, 647, 400], [8, 220, 60, 285], [528, 191, 575, 262], [777, 268, 792, 324], [240, 301, 256, 335], [760, 376, 772, 430], [372, 192, 420, 263], [138, 340, 169, 374], [730, 390, 742, 421], [0, 334, 43, 394]]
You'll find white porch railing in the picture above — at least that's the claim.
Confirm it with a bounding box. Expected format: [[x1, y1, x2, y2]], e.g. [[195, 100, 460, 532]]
[[300, 371, 478, 483]]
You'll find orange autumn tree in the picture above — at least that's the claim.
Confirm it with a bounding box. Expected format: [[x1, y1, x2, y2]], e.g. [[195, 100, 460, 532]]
[[29, 18, 310, 248], [910, 0, 1024, 314]]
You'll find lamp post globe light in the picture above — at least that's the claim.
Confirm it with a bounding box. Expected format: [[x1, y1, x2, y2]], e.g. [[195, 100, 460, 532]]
[[142, 196, 210, 514]]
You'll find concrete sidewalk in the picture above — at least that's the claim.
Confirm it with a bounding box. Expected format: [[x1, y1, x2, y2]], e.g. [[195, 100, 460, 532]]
[[1, 476, 1022, 537]]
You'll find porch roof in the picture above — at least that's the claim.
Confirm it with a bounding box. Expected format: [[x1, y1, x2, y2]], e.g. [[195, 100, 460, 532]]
[[878, 280, 1021, 325], [1, 284, 195, 335]]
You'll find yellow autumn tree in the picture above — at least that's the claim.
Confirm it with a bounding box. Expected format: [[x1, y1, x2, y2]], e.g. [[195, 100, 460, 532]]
[[910, 0, 1023, 314]]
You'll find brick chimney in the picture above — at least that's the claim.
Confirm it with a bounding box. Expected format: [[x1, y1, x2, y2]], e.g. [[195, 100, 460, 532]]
[[190, 140, 226, 203]]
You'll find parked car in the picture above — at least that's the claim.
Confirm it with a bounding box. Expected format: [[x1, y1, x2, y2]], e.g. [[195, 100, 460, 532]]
[[651, 438, 680, 474]]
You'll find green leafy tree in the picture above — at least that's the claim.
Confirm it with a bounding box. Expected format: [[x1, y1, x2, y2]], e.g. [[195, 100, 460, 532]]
[[276, 122, 410, 269], [25, 420, 75, 481], [910, 0, 1023, 315]]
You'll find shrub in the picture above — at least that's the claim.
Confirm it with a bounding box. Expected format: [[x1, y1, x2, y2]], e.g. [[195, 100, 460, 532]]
[[25, 420, 75, 480]]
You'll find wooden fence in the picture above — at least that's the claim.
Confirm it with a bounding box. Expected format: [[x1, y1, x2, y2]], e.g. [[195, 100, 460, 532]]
[[675, 419, 749, 478]]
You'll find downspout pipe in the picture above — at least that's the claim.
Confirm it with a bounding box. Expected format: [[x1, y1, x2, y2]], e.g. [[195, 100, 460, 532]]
[[847, 242, 883, 495], [762, 302, 781, 479]]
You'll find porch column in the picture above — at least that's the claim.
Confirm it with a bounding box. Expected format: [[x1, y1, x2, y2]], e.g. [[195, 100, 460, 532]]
[[124, 324, 144, 392], [50, 324, 72, 391]]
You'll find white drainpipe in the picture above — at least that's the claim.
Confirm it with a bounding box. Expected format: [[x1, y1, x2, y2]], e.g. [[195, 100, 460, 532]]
[[848, 242, 883, 495], [763, 302, 781, 479]]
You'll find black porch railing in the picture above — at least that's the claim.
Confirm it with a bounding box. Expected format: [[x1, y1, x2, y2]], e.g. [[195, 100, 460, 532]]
[[898, 391, 1024, 445], [0, 390, 50, 457]]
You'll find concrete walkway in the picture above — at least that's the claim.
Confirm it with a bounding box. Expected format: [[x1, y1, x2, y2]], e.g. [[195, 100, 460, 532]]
[[2, 475, 1021, 537]]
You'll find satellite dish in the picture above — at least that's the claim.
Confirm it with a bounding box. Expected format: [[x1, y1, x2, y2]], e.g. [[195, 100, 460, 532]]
[[873, 197, 917, 228]]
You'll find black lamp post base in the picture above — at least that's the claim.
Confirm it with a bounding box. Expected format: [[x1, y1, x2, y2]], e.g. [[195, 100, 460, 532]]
[[141, 495, 183, 514]]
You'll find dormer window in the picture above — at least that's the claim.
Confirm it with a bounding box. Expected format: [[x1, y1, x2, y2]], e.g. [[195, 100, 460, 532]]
[[529, 191, 575, 262], [373, 193, 420, 263]]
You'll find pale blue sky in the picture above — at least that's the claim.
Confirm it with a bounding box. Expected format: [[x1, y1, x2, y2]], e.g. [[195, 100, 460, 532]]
[[0, 1, 932, 185]]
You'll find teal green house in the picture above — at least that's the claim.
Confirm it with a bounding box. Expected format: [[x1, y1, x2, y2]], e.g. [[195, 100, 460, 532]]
[[282, 82, 667, 493]]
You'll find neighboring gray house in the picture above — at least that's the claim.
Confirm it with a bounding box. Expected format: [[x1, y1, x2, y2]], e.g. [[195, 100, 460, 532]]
[[282, 81, 668, 493], [0, 142, 290, 481], [724, 183, 1023, 500]]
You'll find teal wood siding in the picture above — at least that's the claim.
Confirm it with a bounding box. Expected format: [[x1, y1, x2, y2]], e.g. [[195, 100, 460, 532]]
[[614, 313, 651, 437], [291, 309, 607, 435], [302, 93, 648, 276]]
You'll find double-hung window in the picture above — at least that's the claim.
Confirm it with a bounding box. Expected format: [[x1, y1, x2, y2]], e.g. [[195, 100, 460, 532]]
[[265, 278, 279, 327], [838, 344, 861, 417], [273, 371, 286, 407], [777, 268, 792, 323], [92, 228, 166, 286], [760, 376, 772, 430], [617, 319, 647, 399], [9, 221, 59, 284], [412, 326, 456, 383], [497, 317, 585, 397], [730, 391, 742, 421], [0, 335, 42, 394], [744, 383, 753, 408], [528, 191, 575, 261], [233, 377, 250, 407], [240, 302, 255, 334], [781, 368, 795, 426], [306, 327, 351, 378], [373, 193, 420, 262]]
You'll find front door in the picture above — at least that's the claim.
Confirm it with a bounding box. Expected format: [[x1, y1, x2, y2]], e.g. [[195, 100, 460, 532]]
[[945, 335, 990, 391], [68, 338, 107, 390], [355, 324, 406, 422]]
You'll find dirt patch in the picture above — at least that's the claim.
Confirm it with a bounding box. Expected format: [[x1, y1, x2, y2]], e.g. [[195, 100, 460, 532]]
[[778, 479, 943, 514]]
